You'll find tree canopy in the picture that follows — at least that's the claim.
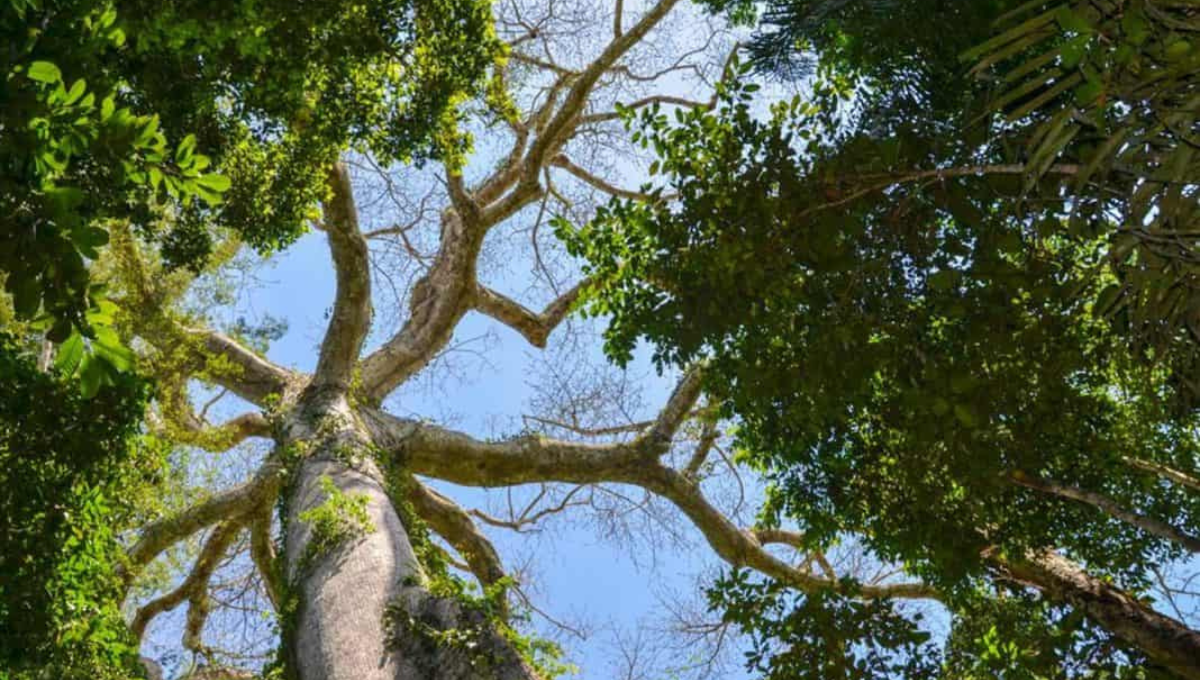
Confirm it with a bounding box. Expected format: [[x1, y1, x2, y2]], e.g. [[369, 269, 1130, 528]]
[[564, 0, 1200, 676], [2, 1, 1199, 679], [1, 0, 499, 363]]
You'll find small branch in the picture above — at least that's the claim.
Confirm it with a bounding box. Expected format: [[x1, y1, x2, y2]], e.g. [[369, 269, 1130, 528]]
[[647, 366, 705, 451], [683, 420, 720, 480], [472, 279, 588, 348], [1123, 457, 1200, 493], [522, 414, 652, 437], [469, 485, 589, 532], [249, 509, 281, 611], [1012, 470, 1200, 553], [579, 94, 714, 126], [550, 154, 671, 201], [408, 479, 509, 611]]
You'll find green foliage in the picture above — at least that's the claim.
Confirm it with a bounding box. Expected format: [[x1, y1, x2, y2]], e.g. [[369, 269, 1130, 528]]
[[709, 570, 938, 680], [2, 0, 500, 347], [1, 0, 230, 344], [0, 332, 166, 679], [564, 57, 1200, 678], [298, 476, 375, 565], [964, 1, 1200, 404]]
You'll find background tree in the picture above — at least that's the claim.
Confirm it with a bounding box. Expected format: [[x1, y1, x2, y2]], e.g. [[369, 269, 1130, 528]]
[[564, 0, 1200, 676], [1, 0, 497, 386]]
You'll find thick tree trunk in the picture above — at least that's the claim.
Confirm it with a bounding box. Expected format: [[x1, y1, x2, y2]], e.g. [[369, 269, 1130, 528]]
[[281, 403, 541, 680], [996, 551, 1200, 680]]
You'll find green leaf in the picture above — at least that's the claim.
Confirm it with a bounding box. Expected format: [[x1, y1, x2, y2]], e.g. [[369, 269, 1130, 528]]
[[28, 61, 62, 84], [194, 173, 231, 192], [176, 134, 197, 165], [63, 79, 86, 106], [78, 355, 102, 398], [55, 332, 85, 375], [93, 333, 134, 372]]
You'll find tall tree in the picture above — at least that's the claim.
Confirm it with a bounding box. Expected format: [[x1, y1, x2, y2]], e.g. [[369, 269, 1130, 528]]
[[21, 2, 883, 679], [563, 0, 1200, 677], [1, 0, 498, 381]]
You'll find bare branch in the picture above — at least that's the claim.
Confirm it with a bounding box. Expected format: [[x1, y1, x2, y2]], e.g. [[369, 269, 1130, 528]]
[[683, 420, 719, 480], [1012, 470, 1200, 553], [523, 414, 652, 437], [469, 485, 590, 532], [473, 279, 588, 348], [365, 407, 936, 602], [647, 366, 705, 450], [311, 162, 372, 394], [550, 153, 671, 201]]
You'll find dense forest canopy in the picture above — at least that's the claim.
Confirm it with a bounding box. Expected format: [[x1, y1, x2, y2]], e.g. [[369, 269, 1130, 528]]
[[1, 1, 1198, 679]]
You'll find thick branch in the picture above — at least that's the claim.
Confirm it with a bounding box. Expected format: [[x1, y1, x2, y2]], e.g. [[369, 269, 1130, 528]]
[[408, 480, 508, 607], [130, 521, 242, 643], [186, 328, 295, 406], [472, 279, 587, 348], [995, 550, 1200, 680], [123, 462, 282, 586], [311, 162, 372, 394], [1012, 470, 1200, 553], [365, 408, 935, 602]]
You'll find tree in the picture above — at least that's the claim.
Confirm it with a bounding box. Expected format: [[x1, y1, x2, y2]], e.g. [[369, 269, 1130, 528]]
[[1, 0, 498, 382], [15, 2, 900, 679], [0, 332, 166, 679], [7, 3, 1196, 680], [559, 1, 1200, 677]]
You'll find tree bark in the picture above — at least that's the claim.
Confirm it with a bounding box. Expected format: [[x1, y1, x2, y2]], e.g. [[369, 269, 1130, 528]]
[[995, 551, 1200, 680], [281, 404, 541, 680]]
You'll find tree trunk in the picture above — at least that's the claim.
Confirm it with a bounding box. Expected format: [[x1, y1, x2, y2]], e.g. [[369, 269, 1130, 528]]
[[995, 551, 1200, 680], [281, 404, 542, 680]]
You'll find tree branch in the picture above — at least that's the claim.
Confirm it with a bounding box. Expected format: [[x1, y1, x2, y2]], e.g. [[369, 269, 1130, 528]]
[[130, 521, 243, 644], [249, 507, 281, 611], [123, 462, 283, 587], [1011, 470, 1200, 553], [550, 154, 669, 201], [365, 403, 936, 602], [1123, 457, 1200, 493], [408, 480, 509, 610], [310, 162, 372, 395], [472, 279, 587, 348]]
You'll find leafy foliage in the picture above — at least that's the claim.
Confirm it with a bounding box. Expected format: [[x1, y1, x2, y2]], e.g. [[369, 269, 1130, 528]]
[[0, 332, 166, 679], [710, 570, 938, 680], [562, 47, 1200, 677], [2, 0, 500, 349]]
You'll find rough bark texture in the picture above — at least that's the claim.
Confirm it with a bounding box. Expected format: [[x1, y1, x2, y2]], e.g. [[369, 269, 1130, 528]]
[[998, 551, 1200, 680], [280, 398, 540, 680]]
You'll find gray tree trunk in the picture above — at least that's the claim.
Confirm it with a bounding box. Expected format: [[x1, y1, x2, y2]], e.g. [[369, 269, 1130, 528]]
[[280, 400, 541, 680]]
